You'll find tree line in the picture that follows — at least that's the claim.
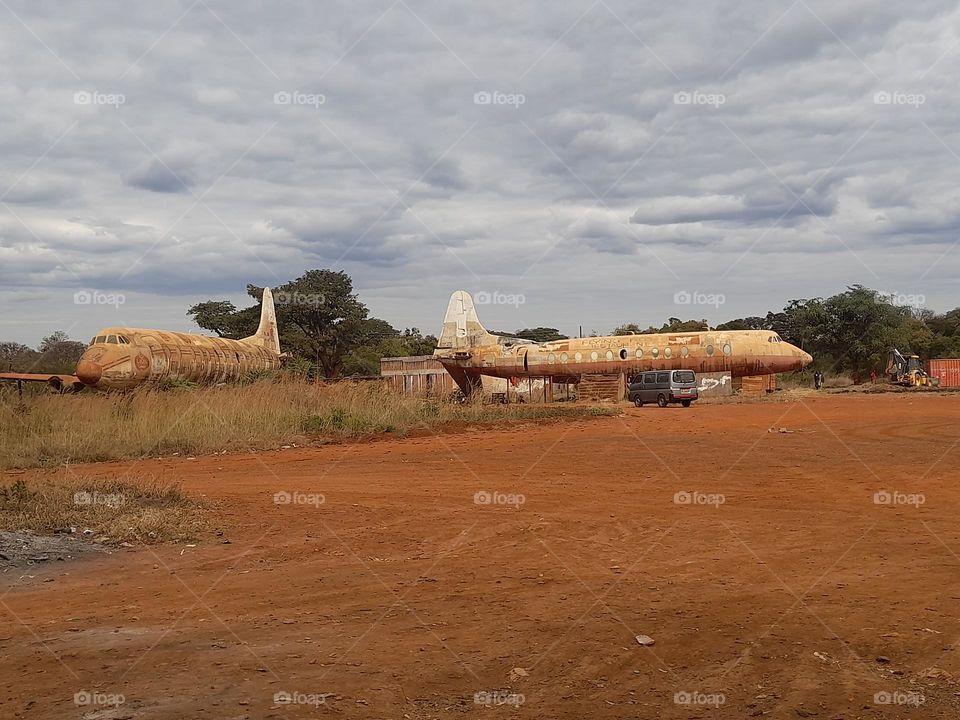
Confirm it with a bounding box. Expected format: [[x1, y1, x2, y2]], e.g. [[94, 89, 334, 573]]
[[0, 332, 87, 376]]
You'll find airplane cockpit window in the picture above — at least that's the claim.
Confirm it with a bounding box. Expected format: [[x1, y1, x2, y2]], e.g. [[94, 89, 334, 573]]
[[118, 335, 129, 344], [94, 335, 106, 344], [768, 335, 782, 343], [107, 335, 118, 344]]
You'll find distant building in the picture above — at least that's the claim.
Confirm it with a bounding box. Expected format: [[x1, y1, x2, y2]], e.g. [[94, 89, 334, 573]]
[[380, 355, 563, 400], [380, 355, 458, 396]]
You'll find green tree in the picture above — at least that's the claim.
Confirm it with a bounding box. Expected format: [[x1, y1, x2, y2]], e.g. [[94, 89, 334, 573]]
[[822, 287, 912, 380], [36, 332, 86, 374], [258, 270, 371, 378], [766, 298, 829, 354], [190, 270, 379, 378], [186, 300, 258, 338], [0, 342, 39, 372], [715, 316, 770, 331], [645, 318, 708, 333], [342, 326, 439, 376], [513, 327, 567, 342], [613, 319, 707, 335]]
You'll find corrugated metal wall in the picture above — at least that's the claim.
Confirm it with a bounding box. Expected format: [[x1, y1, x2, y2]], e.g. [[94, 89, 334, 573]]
[[928, 359, 960, 388]]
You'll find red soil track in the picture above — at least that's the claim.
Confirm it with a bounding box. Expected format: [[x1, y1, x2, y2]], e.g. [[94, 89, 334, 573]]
[[3, 393, 960, 719]]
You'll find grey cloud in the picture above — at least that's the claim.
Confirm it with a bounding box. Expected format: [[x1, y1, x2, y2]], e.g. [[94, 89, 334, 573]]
[[124, 158, 193, 193]]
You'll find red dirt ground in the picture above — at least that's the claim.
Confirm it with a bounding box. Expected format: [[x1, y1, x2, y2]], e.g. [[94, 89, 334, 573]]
[[3, 393, 960, 719]]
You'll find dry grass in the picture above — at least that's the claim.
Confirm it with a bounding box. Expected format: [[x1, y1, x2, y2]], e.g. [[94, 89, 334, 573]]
[[0, 474, 205, 544], [0, 380, 616, 470]]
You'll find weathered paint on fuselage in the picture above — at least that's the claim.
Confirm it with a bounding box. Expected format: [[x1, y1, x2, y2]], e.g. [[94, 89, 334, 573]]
[[75, 328, 281, 390], [437, 330, 812, 385]]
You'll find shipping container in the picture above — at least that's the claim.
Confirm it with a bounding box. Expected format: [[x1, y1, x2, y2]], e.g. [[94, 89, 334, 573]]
[[928, 358, 960, 388]]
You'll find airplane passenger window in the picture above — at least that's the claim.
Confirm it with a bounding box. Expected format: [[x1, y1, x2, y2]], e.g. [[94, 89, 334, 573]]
[[664, 347, 672, 358]]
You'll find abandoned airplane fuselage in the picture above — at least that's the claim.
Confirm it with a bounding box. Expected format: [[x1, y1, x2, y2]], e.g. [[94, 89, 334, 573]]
[[433, 291, 813, 393], [73, 288, 282, 390]]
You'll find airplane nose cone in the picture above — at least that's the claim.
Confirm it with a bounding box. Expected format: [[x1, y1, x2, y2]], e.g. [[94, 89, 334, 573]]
[[800, 350, 813, 367], [76, 359, 102, 385]]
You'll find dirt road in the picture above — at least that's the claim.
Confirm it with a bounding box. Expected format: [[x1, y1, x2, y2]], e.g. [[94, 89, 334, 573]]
[[3, 393, 960, 719]]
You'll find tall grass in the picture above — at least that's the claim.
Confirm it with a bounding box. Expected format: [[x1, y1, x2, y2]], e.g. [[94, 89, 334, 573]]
[[0, 380, 615, 469]]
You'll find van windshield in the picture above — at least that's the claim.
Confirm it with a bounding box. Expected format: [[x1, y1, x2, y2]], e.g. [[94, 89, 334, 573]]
[[673, 370, 695, 383]]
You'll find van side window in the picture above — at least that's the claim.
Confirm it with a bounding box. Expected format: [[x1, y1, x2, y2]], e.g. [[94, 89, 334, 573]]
[[644, 373, 655, 384], [656, 372, 669, 383]]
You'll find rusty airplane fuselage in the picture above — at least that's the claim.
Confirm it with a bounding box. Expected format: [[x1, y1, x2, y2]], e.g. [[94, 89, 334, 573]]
[[75, 329, 281, 390], [72, 288, 282, 390], [433, 290, 813, 394]]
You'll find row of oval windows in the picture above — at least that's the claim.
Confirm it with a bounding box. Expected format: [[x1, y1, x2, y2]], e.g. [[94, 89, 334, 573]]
[[545, 344, 732, 364]]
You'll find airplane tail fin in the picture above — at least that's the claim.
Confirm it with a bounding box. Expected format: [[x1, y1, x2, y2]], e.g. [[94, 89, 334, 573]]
[[242, 287, 281, 355], [436, 290, 499, 350]]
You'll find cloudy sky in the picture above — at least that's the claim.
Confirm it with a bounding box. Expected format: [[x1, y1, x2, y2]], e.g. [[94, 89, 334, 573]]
[[1, 0, 958, 346]]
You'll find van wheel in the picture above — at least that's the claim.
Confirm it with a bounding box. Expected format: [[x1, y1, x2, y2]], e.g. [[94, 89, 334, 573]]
[[657, 394, 667, 408], [634, 397, 643, 407], [681, 400, 692, 407]]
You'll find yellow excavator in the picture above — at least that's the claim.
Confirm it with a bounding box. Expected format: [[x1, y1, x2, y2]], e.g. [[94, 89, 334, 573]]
[[886, 349, 936, 387]]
